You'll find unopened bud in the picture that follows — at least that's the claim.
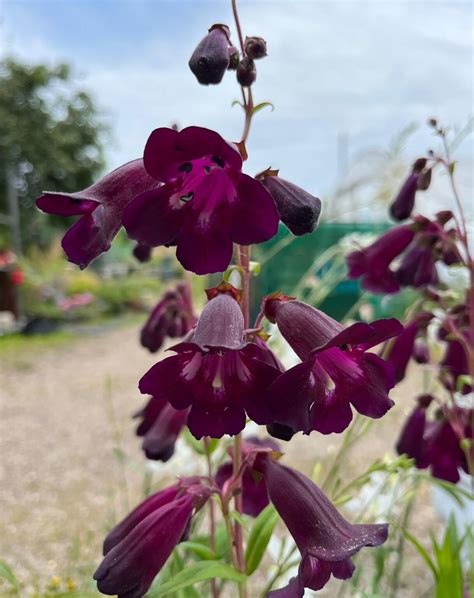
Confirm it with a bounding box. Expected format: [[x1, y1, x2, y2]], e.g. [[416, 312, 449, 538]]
[[189, 25, 231, 85], [236, 57, 256, 87], [260, 175, 321, 236], [244, 36, 267, 60]]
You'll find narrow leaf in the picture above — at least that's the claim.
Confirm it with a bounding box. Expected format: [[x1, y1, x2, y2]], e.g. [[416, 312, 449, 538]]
[[252, 102, 274, 115], [403, 530, 438, 579], [147, 561, 246, 597], [180, 541, 217, 560], [245, 505, 279, 575]]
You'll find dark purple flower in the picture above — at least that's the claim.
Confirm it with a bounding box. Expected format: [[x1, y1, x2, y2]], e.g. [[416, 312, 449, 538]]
[[395, 394, 433, 466], [134, 396, 189, 462], [94, 479, 210, 597], [216, 437, 279, 517], [346, 226, 415, 294], [440, 339, 471, 396], [140, 283, 197, 353], [347, 213, 460, 294], [133, 242, 152, 262], [390, 158, 432, 221], [383, 312, 433, 383], [123, 126, 279, 274], [36, 160, 158, 269], [253, 455, 388, 595], [262, 295, 402, 435], [396, 245, 438, 287], [189, 24, 231, 85], [139, 289, 281, 439], [259, 173, 322, 236], [423, 415, 467, 484], [397, 402, 470, 484]]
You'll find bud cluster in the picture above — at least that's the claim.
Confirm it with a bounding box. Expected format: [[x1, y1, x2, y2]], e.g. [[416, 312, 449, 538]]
[[189, 24, 267, 88]]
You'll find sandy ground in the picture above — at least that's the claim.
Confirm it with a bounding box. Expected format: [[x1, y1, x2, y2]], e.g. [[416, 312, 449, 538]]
[[0, 322, 444, 597]]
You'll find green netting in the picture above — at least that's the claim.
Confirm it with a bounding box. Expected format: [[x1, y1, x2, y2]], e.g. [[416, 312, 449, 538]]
[[253, 222, 392, 321]]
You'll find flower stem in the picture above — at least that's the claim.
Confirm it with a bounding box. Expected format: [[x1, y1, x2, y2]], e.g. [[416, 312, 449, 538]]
[[231, 0, 246, 55]]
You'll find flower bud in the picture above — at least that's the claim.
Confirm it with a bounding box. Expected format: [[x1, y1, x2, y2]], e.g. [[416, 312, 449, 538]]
[[389, 158, 431, 221], [260, 175, 321, 236], [236, 57, 256, 87], [189, 25, 231, 85], [244, 36, 267, 59]]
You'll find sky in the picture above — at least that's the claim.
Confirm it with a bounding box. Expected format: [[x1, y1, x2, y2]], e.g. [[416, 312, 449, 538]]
[[1, 0, 473, 220]]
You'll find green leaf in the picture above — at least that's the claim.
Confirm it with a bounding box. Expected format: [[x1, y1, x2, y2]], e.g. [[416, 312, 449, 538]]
[[0, 561, 18, 591], [427, 476, 473, 507], [55, 593, 100, 598], [231, 100, 245, 110], [146, 561, 246, 597], [182, 428, 206, 454], [245, 505, 279, 575], [180, 541, 217, 560], [403, 530, 438, 579], [251, 102, 274, 115], [230, 510, 248, 529]]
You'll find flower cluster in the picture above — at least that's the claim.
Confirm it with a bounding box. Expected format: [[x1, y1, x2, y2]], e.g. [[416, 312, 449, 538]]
[[346, 211, 460, 294], [37, 126, 322, 275], [94, 478, 211, 597], [396, 396, 472, 484]]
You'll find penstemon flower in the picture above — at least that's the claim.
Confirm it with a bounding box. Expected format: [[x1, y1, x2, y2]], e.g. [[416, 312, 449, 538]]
[[250, 452, 389, 595], [261, 293, 402, 435], [122, 125, 279, 274], [140, 283, 197, 353], [139, 285, 282, 438], [389, 157, 432, 221], [36, 160, 158, 269], [94, 479, 211, 597], [134, 396, 189, 462]]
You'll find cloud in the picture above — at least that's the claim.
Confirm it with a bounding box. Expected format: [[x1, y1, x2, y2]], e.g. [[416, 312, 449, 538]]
[[1, 0, 472, 217]]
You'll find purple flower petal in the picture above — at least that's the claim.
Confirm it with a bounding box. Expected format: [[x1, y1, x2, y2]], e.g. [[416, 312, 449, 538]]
[[265, 360, 319, 433], [348, 353, 395, 418], [139, 353, 195, 410], [142, 404, 188, 462], [94, 494, 195, 597], [123, 185, 184, 247], [187, 405, 246, 439], [176, 220, 233, 274], [102, 485, 179, 554], [311, 387, 354, 434], [144, 126, 242, 182], [231, 173, 279, 245]]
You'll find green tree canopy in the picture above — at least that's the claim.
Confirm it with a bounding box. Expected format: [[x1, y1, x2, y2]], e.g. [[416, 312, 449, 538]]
[[0, 58, 107, 249]]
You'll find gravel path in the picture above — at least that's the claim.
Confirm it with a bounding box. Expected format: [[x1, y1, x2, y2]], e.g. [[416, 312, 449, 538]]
[[0, 323, 441, 596]]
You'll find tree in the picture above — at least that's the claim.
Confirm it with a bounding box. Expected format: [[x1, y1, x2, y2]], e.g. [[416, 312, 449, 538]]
[[0, 58, 107, 249]]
